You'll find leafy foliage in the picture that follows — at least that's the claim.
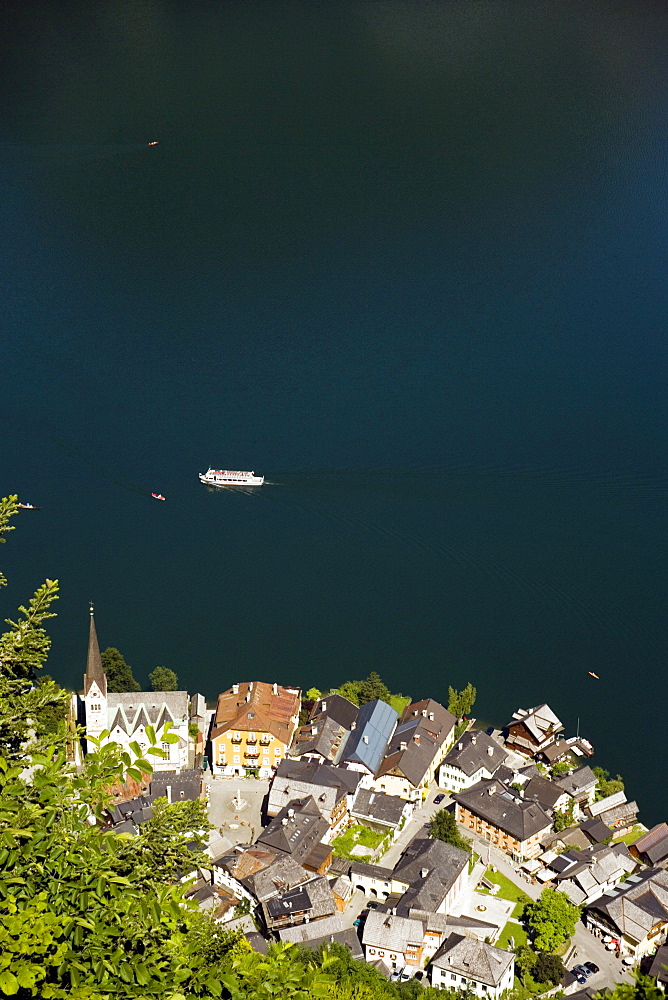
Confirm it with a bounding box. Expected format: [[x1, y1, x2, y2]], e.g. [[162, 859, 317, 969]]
[[447, 683, 477, 719], [551, 760, 572, 776], [305, 687, 322, 701], [524, 887, 581, 952], [605, 973, 667, 1000], [329, 672, 405, 710], [149, 666, 179, 692], [532, 952, 564, 984], [593, 766, 625, 800], [101, 647, 141, 692], [429, 808, 471, 852]]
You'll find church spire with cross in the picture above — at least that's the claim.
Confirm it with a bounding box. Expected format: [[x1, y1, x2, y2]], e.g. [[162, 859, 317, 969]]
[[83, 602, 107, 698]]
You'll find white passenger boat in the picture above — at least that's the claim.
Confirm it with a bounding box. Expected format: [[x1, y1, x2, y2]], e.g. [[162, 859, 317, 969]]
[[199, 468, 265, 487]]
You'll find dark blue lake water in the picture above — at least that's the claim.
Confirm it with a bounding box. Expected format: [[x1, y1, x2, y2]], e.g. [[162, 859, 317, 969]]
[[1, 1, 666, 819]]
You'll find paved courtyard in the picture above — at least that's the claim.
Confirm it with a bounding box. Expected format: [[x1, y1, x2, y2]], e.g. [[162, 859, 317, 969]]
[[204, 775, 270, 848]]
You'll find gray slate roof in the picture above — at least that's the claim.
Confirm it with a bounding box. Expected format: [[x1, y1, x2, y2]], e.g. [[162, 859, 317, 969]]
[[649, 945, 668, 985], [522, 775, 566, 811], [289, 715, 349, 763], [256, 797, 330, 864], [313, 694, 359, 731], [556, 766, 597, 798], [107, 691, 189, 731], [441, 730, 507, 777], [340, 699, 398, 774], [350, 788, 407, 827], [349, 861, 394, 882], [150, 769, 201, 802], [587, 868, 668, 943], [431, 933, 514, 986], [376, 700, 456, 786], [362, 910, 425, 952], [454, 778, 553, 843], [393, 836, 468, 895]]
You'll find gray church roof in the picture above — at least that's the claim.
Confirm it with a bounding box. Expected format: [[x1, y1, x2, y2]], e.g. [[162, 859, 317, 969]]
[[106, 691, 189, 732], [339, 699, 398, 774]]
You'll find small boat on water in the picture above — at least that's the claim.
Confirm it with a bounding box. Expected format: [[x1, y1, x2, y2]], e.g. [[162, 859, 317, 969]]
[[151, 493, 166, 501], [17, 502, 40, 510], [199, 468, 264, 487], [588, 671, 600, 679], [148, 140, 159, 146]]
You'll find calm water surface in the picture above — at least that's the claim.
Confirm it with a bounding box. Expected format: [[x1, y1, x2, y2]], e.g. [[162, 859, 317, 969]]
[[1, 2, 666, 818]]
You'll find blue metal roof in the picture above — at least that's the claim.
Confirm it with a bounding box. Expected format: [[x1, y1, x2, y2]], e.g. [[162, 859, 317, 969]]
[[340, 699, 398, 774]]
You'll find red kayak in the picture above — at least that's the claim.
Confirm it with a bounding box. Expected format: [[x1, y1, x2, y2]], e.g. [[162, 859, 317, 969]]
[[151, 494, 165, 501]]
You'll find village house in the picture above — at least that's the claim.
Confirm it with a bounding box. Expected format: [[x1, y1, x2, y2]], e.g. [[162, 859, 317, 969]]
[[438, 731, 508, 794], [631, 824, 668, 868], [209, 680, 301, 778], [349, 787, 412, 840], [338, 698, 398, 777], [453, 778, 553, 860], [362, 910, 438, 971], [503, 704, 564, 759], [373, 700, 457, 803], [429, 933, 514, 998], [556, 766, 598, 814], [261, 873, 338, 933], [549, 843, 638, 905], [278, 912, 364, 960], [648, 945, 668, 991], [521, 773, 572, 815], [267, 758, 363, 837], [350, 835, 468, 917], [584, 867, 668, 959], [288, 694, 359, 764], [256, 797, 333, 873]]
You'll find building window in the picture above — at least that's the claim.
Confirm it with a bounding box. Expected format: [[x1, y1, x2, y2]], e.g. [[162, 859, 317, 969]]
[[263, 758, 269, 765], [451, 974, 456, 981], [162, 742, 170, 753], [233, 755, 240, 764], [274, 747, 281, 755]]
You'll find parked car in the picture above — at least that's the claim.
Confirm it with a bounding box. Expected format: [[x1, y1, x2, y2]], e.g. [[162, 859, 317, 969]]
[[584, 963, 600, 975], [434, 793, 445, 804], [572, 965, 590, 981], [400, 970, 412, 982], [367, 900, 380, 910], [390, 969, 402, 982]]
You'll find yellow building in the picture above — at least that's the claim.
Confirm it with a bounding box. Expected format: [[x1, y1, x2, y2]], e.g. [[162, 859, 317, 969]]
[[210, 681, 301, 778]]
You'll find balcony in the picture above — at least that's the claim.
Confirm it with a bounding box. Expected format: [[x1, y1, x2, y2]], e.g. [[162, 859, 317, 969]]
[[230, 736, 242, 744], [244, 749, 260, 760], [246, 737, 258, 745]]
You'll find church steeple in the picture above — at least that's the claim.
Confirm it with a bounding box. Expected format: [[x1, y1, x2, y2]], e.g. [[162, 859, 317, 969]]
[[84, 602, 107, 697]]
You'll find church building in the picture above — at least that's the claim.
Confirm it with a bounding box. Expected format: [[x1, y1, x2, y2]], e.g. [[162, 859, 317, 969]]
[[76, 604, 195, 772]]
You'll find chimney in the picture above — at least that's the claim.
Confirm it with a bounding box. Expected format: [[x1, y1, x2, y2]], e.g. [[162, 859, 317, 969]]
[[322, 701, 327, 711], [287, 808, 295, 819], [471, 736, 477, 745], [487, 746, 494, 757], [249, 682, 253, 691], [414, 735, 420, 746], [457, 742, 463, 751], [400, 741, 407, 750], [246, 693, 250, 702], [487, 785, 496, 796], [351, 721, 357, 730], [362, 735, 369, 744], [273, 682, 278, 695], [422, 710, 427, 717], [232, 683, 239, 695], [281, 818, 288, 826], [312, 725, 318, 735], [429, 712, 434, 721], [420, 868, 429, 879], [166, 785, 172, 805]]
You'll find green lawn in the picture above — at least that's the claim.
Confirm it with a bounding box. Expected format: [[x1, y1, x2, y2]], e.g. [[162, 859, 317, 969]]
[[389, 694, 411, 715], [497, 921, 527, 949], [483, 867, 532, 908], [612, 824, 647, 847], [331, 824, 386, 859]]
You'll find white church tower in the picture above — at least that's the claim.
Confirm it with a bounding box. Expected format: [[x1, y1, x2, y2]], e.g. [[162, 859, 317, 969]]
[[83, 603, 107, 743]]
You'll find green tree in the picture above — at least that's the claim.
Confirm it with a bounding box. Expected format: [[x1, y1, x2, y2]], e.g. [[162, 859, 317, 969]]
[[605, 973, 666, 1000], [533, 952, 564, 984], [524, 887, 581, 952], [356, 671, 391, 706], [429, 808, 471, 852], [553, 799, 575, 833], [101, 646, 141, 692], [334, 680, 362, 706], [447, 682, 477, 720], [593, 766, 625, 800], [513, 944, 537, 985], [551, 760, 572, 776], [149, 665, 179, 691], [306, 687, 322, 702]]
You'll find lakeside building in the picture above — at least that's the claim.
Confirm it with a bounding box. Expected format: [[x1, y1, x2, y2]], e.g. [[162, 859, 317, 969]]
[[503, 704, 564, 759], [210, 680, 301, 778], [373, 699, 456, 803], [288, 694, 359, 764], [438, 731, 508, 793], [75, 605, 194, 772], [338, 699, 398, 776]]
